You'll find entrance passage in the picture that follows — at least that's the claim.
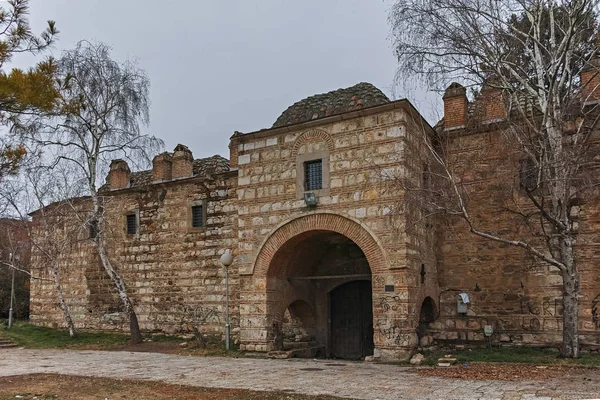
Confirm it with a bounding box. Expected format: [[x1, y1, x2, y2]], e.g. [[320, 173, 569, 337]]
[[265, 228, 374, 359], [330, 280, 374, 360]]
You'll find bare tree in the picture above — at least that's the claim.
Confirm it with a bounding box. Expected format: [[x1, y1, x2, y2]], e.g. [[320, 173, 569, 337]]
[[390, 0, 600, 357], [0, 164, 85, 336], [19, 41, 163, 343], [0, 219, 30, 324], [29, 201, 84, 338]]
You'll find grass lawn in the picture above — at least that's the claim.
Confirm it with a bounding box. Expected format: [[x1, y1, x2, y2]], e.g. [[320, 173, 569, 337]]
[[417, 346, 600, 367], [0, 321, 246, 356], [1, 321, 130, 349], [3, 321, 598, 367]]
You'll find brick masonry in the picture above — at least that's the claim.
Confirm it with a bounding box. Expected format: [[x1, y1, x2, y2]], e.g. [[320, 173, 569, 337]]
[[28, 83, 600, 360]]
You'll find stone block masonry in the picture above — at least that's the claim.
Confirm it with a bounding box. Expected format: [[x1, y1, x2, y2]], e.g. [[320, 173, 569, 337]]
[[28, 82, 600, 359]]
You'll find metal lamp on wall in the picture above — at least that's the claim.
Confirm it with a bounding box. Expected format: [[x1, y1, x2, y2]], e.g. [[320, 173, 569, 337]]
[[219, 250, 234, 350], [304, 192, 318, 207]]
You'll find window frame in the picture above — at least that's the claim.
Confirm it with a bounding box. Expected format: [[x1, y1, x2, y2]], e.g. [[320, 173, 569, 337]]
[[519, 157, 538, 192], [422, 164, 431, 190], [188, 200, 207, 231], [304, 159, 323, 191], [89, 219, 99, 239], [296, 150, 330, 199], [125, 210, 139, 236]]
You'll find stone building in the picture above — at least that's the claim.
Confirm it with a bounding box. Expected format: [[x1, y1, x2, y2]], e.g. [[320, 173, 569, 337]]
[[29, 82, 600, 360]]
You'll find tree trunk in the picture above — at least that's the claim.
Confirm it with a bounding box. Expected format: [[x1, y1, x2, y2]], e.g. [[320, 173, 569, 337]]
[[89, 190, 143, 344], [51, 262, 75, 337], [129, 307, 143, 344], [561, 269, 580, 358], [96, 235, 143, 344], [557, 232, 580, 358]]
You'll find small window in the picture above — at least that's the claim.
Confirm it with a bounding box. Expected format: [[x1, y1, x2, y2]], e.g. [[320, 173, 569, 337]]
[[126, 213, 137, 235], [89, 219, 98, 239], [304, 159, 323, 191], [519, 158, 538, 191], [191, 205, 204, 228], [422, 165, 430, 190]]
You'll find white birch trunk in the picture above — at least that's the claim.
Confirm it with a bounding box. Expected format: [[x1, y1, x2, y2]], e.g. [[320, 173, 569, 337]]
[[91, 192, 143, 344], [50, 261, 75, 337]]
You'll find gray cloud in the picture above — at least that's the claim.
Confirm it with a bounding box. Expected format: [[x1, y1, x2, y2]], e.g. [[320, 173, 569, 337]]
[[19, 0, 438, 160]]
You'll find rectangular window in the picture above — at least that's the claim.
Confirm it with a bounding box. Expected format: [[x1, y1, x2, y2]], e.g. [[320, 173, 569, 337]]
[[422, 165, 430, 190], [519, 158, 538, 191], [304, 159, 323, 191], [126, 213, 137, 235], [89, 219, 98, 239], [191, 205, 204, 228]]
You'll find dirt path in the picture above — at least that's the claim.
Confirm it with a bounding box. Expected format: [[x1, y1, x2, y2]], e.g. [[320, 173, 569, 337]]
[[0, 349, 599, 400]]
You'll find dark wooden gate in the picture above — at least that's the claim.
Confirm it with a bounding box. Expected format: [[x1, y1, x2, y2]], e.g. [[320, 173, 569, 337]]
[[330, 280, 374, 360]]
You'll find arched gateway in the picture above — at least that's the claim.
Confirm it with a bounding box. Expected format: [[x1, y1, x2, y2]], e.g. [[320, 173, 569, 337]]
[[239, 212, 388, 359]]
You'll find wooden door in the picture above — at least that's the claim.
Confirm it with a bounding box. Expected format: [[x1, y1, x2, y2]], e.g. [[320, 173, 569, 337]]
[[330, 280, 374, 360]]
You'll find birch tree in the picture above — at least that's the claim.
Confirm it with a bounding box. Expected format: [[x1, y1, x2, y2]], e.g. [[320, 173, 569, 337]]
[[0, 219, 29, 322], [0, 165, 83, 336], [390, 0, 600, 358], [20, 41, 162, 343]]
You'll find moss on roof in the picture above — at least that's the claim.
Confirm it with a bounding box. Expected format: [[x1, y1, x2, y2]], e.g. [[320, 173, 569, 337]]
[[129, 155, 230, 187], [100, 155, 230, 191], [272, 82, 390, 128]]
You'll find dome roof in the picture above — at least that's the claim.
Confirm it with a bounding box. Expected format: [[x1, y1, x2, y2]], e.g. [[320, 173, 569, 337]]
[[272, 82, 390, 128]]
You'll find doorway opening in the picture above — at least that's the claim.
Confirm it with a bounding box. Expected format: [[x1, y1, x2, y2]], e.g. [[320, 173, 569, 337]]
[[330, 280, 374, 360], [417, 296, 437, 347], [267, 230, 374, 359]]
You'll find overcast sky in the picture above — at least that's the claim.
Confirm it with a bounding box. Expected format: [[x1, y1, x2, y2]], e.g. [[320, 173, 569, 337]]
[[18, 0, 439, 160]]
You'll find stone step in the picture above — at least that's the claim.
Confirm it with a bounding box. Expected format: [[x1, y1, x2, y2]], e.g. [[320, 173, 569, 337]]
[[0, 338, 18, 349], [282, 340, 318, 350], [267, 350, 293, 359], [437, 357, 457, 367], [268, 345, 325, 359]]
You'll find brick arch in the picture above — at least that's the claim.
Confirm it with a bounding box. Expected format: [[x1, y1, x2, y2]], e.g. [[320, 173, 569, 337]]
[[291, 129, 334, 157], [253, 212, 388, 277]]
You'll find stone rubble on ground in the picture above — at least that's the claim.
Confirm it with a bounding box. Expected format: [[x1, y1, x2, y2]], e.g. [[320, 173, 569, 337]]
[[409, 353, 425, 365], [437, 354, 457, 367]]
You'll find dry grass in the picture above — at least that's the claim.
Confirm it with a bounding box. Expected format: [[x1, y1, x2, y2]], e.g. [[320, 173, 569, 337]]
[[0, 374, 351, 400], [415, 363, 599, 381]]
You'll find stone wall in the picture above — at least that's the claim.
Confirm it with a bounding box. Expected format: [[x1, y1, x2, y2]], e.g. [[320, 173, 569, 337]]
[[431, 123, 600, 350], [30, 172, 240, 339], [29, 200, 97, 329], [27, 85, 600, 359], [232, 101, 437, 359]]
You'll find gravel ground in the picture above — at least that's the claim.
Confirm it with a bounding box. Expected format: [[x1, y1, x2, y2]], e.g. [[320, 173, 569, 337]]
[[0, 349, 599, 400]]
